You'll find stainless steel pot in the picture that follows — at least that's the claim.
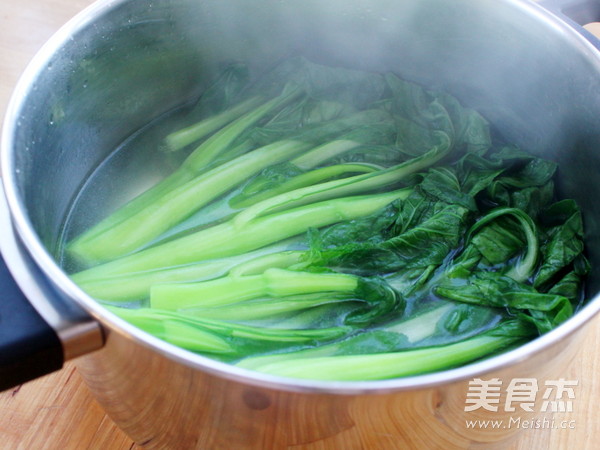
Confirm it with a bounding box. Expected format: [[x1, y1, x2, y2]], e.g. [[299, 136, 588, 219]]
[[2, 0, 600, 447]]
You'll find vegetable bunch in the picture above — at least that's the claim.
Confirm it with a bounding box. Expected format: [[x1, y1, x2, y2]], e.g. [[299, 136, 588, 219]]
[[66, 57, 588, 381]]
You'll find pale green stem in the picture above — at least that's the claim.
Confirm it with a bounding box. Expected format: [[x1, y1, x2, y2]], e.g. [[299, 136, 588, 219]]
[[165, 96, 264, 152], [72, 189, 410, 280], [150, 268, 358, 309], [247, 334, 519, 380], [69, 140, 311, 264], [232, 135, 450, 228]]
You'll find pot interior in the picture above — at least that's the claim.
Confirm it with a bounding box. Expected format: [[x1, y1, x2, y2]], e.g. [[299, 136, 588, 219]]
[[5, 0, 600, 360]]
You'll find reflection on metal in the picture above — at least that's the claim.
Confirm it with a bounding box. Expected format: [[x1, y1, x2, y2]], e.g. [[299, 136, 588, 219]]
[[0, 185, 104, 360], [77, 322, 587, 447]]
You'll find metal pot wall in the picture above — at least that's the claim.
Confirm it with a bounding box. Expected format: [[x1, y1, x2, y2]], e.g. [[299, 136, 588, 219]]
[[2, 0, 600, 447]]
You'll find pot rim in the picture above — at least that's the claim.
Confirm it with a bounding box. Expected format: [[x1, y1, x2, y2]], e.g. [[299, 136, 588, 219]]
[[3, 0, 600, 395]]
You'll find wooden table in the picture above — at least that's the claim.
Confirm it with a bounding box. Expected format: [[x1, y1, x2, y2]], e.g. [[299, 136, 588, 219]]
[[0, 1, 598, 449]]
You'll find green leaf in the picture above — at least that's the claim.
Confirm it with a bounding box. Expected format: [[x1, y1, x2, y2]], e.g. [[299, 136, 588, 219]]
[[249, 56, 387, 109], [434, 271, 573, 333], [534, 200, 585, 290], [345, 277, 404, 325], [309, 201, 469, 275], [464, 207, 538, 281], [188, 63, 251, 119], [385, 73, 491, 154], [418, 167, 477, 211]]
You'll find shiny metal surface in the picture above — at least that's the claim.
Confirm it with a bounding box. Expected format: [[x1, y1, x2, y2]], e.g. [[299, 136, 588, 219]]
[[0, 184, 103, 360], [76, 321, 586, 448], [2, 0, 600, 446]]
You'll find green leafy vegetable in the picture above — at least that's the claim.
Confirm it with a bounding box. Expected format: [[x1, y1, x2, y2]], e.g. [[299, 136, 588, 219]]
[[72, 189, 411, 280], [239, 320, 531, 380], [65, 57, 589, 382]]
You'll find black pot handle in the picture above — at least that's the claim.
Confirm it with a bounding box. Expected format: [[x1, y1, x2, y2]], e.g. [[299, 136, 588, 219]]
[[0, 186, 104, 392], [0, 252, 64, 391], [538, 0, 600, 48]]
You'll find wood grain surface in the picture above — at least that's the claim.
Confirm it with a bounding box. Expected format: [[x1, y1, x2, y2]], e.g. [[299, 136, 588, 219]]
[[0, 1, 598, 449]]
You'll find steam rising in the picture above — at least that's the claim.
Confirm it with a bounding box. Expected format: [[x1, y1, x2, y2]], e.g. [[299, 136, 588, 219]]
[[172, 0, 586, 156]]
